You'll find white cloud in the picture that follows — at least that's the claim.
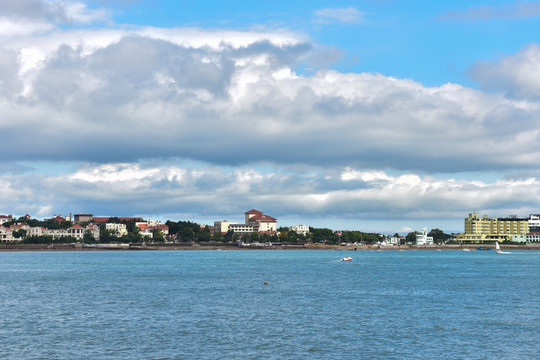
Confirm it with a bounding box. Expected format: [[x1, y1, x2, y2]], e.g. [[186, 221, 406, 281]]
[[0, 0, 111, 26], [1, 31, 540, 175], [470, 43, 540, 99], [2, 163, 540, 232], [2, 13, 540, 231], [313, 7, 364, 24]]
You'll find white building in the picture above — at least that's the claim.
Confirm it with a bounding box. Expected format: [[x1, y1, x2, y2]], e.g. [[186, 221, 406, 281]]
[[416, 228, 434, 245], [228, 223, 255, 235], [0, 215, 13, 225], [0, 227, 15, 242], [106, 223, 128, 237], [385, 235, 401, 245], [289, 225, 310, 235], [214, 220, 238, 234], [244, 209, 277, 234]]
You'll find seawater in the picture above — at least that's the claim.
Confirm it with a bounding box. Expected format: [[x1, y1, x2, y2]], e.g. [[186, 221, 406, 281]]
[[1, 249, 539, 359]]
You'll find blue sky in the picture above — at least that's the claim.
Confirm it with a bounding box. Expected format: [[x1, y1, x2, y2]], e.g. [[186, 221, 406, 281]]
[[105, 0, 540, 86], [2, 0, 540, 234]]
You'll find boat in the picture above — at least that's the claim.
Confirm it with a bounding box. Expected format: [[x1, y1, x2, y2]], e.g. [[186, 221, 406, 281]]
[[461, 248, 471, 252], [495, 241, 510, 254], [340, 256, 353, 262]]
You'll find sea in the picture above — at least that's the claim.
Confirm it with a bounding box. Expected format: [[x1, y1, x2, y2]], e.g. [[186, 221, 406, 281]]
[[1, 249, 539, 360]]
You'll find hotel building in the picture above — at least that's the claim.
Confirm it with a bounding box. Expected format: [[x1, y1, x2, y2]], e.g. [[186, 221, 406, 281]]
[[455, 212, 529, 242]]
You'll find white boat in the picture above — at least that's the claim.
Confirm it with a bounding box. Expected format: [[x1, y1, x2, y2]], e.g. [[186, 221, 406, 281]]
[[340, 256, 353, 262], [461, 248, 471, 252], [495, 241, 510, 254]]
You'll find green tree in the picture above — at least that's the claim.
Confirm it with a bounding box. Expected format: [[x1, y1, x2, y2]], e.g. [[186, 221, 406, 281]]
[[198, 226, 212, 242], [405, 232, 417, 244], [99, 228, 116, 243], [83, 232, 96, 243], [152, 231, 165, 243], [311, 228, 338, 244], [213, 231, 224, 242], [12, 229, 27, 239], [428, 228, 451, 244], [180, 227, 194, 242]]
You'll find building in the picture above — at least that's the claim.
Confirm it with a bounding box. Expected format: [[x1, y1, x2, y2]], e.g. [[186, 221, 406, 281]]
[[93, 216, 144, 224], [213, 210, 278, 236], [525, 232, 540, 243], [228, 223, 255, 235], [214, 221, 238, 234], [86, 224, 100, 240], [73, 214, 93, 223], [136, 220, 169, 235], [416, 228, 434, 245], [244, 209, 277, 234], [68, 225, 85, 240], [456, 212, 530, 242], [0, 215, 13, 225], [528, 214, 540, 232], [106, 223, 128, 237], [289, 225, 310, 235]]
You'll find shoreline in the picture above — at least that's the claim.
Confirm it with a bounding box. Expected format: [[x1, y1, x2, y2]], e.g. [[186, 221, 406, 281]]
[[2, 243, 540, 252]]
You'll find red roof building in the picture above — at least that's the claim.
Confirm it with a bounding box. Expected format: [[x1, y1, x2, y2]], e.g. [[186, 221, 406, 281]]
[[244, 209, 277, 234]]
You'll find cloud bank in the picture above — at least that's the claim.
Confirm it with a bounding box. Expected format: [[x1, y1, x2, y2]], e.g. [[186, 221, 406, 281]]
[[2, 0, 540, 232]]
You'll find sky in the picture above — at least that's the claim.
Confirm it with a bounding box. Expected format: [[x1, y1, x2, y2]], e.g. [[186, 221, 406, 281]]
[[2, 0, 540, 234]]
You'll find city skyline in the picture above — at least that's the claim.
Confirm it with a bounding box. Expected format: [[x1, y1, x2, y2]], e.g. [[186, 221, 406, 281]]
[[2, 1, 540, 234]]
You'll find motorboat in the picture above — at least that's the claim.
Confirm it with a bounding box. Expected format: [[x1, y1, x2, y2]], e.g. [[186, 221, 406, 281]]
[[340, 256, 353, 262]]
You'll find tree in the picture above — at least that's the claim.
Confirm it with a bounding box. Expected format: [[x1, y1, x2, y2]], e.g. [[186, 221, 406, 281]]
[[213, 231, 224, 242], [311, 228, 338, 244], [180, 227, 194, 242], [428, 228, 451, 244], [405, 232, 417, 244], [99, 228, 116, 243], [12, 229, 27, 239], [83, 232, 95, 243], [198, 226, 212, 242], [152, 231, 165, 243]]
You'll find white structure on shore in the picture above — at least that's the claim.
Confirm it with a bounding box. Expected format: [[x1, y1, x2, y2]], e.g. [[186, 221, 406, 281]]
[[106, 223, 128, 237], [289, 225, 310, 235], [1, 223, 99, 243], [416, 228, 434, 245], [214, 220, 238, 234], [213, 210, 278, 236]]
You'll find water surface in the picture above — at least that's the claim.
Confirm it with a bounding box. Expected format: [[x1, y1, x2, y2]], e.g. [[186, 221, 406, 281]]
[[1, 249, 539, 359]]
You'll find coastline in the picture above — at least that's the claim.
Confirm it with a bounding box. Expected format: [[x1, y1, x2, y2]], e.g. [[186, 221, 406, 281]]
[[2, 243, 540, 252]]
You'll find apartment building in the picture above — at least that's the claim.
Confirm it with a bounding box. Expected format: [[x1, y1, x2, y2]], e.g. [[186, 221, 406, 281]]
[[456, 212, 530, 242]]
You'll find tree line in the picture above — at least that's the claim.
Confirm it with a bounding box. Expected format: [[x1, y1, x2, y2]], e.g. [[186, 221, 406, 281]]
[[2, 216, 453, 245]]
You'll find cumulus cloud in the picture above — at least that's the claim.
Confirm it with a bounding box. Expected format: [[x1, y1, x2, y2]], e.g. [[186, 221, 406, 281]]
[[0, 47, 23, 97], [1, 29, 540, 175], [2, 9, 540, 231], [0, 0, 110, 25], [2, 163, 539, 232], [470, 43, 540, 99], [441, 1, 540, 20]]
